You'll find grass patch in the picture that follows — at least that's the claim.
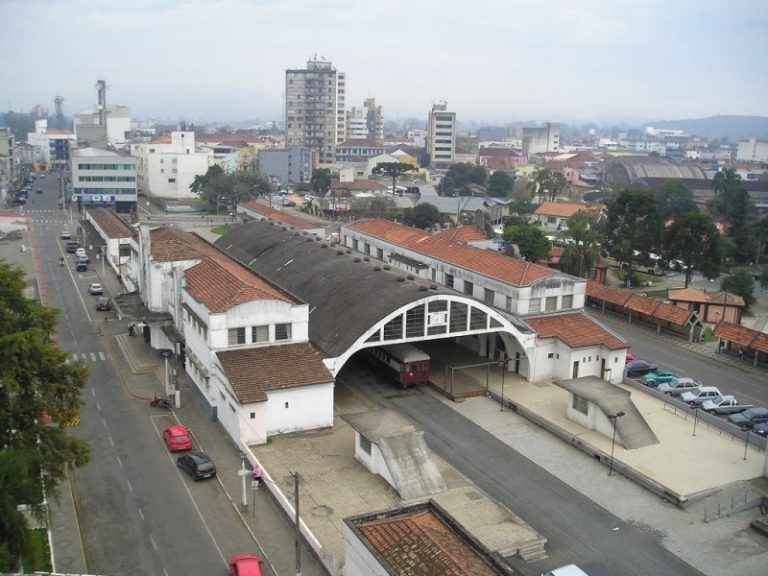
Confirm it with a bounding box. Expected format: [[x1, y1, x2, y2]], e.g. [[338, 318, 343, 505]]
[[700, 326, 718, 343], [615, 269, 663, 287], [23, 528, 51, 572], [210, 225, 231, 235]]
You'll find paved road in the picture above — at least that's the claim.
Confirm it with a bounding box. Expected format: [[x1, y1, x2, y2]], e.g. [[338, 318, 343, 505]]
[[346, 359, 704, 576], [28, 178, 257, 576]]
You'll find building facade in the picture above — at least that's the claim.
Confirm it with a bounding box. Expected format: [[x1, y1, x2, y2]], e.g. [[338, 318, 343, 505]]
[[74, 105, 132, 148], [27, 120, 76, 169], [132, 131, 212, 199], [345, 98, 383, 144], [70, 147, 138, 213], [522, 122, 560, 156], [285, 59, 346, 164], [426, 101, 456, 167], [736, 138, 768, 163], [258, 147, 314, 188], [0, 127, 14, 198]]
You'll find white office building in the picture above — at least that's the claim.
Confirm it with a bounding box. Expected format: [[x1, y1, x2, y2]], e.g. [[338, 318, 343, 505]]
[[71, 147, 138, 213], [426, 101, 456, 167], [131, 131, 212, 199], [522, 122, 560, 156], [736, 138, 768, 163]]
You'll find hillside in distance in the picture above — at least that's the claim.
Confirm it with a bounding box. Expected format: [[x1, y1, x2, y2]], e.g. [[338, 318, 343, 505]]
[[644, 115, 768, 141]]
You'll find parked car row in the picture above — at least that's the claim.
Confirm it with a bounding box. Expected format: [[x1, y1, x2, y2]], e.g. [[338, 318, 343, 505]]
[[628, 357, 768, 433]]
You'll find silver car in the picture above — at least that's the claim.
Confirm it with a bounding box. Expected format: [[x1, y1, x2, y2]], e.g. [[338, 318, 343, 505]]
[[657, 377, 702, 396]]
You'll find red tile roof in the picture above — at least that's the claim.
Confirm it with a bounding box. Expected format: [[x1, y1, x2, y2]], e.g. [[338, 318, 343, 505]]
[[706, 291, 746, 307], [354, 508, 499, 576], [347, 219, 556, 287], [241, 200, 316, 230], [525, 312, 627, 350], [149, 135, 172, 144], [667, 288, 709, 303], [652, 301, 696, 326], [185, 256, 294, 313], [431, 226, 487, 243], [217, 343, 333, 403], [88, 207, 134, 239], [586, 281, 632, 306], [624, 294, 662, 316], [587, 281, 696, 327], [150, 227, 221, 262], [533, 202, 602, 218], [714, 321, 768, 354]]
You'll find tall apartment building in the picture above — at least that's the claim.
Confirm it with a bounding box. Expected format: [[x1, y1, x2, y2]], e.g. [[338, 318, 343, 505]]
[[345, 98, 383, 144], [522, 122, 560, 156], [285, 59, 346, 164], [426, 101, 456, 167]]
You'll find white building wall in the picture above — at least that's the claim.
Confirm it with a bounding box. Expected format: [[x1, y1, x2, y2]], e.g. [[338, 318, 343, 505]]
[[737, 138, 768, 163], [207, 301, 309, 350], [530, 340, 624, 384], [266, 382, 334, 436], [344, 525, 390, 576], [132, 132, 212, 199], [352, 433, 396, 489]]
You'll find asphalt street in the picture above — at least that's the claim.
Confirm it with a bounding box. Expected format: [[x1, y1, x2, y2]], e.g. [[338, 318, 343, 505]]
[[25, 177, 259, 576]]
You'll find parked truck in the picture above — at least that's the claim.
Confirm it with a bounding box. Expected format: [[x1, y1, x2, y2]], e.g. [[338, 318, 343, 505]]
[[701, 395, 753, 415]]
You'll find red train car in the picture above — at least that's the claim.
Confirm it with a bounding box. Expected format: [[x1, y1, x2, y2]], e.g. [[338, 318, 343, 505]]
[[369, 344, 431, 387]]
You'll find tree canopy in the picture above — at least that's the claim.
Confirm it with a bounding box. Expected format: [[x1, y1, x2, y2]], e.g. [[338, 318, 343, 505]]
[[528, 168, 568, 202], [487, 170, 516, 198], [0, 261, 91, 570], [372, 162, 417, 196], [605, 189, 662, 287], [503, 218, 551, 262], [559, 212, 601, 278], [664, 211, 721, 287], [651, 180, 698, 221], [437, 163, 487, 195], [721, 270, 756, 307], [310, 168, 332, 195], [401, 203, 442, 229], [190, 165, 271, 210]]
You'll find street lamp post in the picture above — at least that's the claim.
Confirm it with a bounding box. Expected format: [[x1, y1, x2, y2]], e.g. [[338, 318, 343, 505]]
[[692, 405, 699, 437], [498, 357, 510, 412], [608, 411, 625, 476]]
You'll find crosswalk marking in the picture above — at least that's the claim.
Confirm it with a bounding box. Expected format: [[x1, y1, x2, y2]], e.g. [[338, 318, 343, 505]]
[[69, 352, 108, 364]]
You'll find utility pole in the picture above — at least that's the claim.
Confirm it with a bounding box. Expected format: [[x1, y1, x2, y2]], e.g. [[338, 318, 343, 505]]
[[292, 471, 302, 576]]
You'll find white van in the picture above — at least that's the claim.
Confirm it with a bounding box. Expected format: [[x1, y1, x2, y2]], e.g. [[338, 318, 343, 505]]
[[543, 565, 589, 576]]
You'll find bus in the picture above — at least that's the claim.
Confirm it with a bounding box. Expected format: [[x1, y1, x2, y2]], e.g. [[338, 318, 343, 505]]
[[368, 344, 431, 387]]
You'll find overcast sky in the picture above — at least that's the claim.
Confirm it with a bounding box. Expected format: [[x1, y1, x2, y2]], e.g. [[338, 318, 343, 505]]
[[1, 0, 766, 125]]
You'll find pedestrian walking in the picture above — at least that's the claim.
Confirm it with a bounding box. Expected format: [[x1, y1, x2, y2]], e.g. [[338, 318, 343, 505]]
[[253, 466, 263, 488], [737, 349, 744, 360]]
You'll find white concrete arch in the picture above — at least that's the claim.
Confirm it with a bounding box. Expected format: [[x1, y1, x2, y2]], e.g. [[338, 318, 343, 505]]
[[325, 294, 537, 377]]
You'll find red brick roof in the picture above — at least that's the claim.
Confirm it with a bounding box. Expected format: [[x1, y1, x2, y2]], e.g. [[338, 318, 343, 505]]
[[150, 227, 222, 262], [669, 288, 745, 307], [347, 219, 556, 287], [533, 202, 602, 218], [525, 312, 627, 350], [241, 200, 316, 230], [88, 207, 134, 239], [714, 321, 768, 354], [652, 301, 697, 326], [588, 281, 696, 327], [149, 135, 172, 144], [217, 343, 333, 403], [185, 257, 294, 313], [431, 226, 487, 243], [354, 508, 498, 576], [624, 294, 662, 316], [586, 281, 632, 306]]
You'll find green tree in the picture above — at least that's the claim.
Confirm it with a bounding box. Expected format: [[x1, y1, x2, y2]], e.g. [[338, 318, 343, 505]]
[[606, 190, 662, 287], [651, 180, 698, 221], [487, 171, 516, 198], [527, 168, 551, 202], [726, 188, 757, 263], [0, 262, 91, 570], [402, 203, 442, 229], [437, 163, 487, 195], [503, 220, 551, 262], [547, 171, 568, 202], [760, 268, 768, 290], [753, 217, 768, 265], [721, 270, 756, 307], [664, 212, 721, 287], [560, 212, 601, 278], [190, 165, 271, 211], [711, 167, 741, 217], [310, 168, 332, 195], [372, 162, 417, 196]]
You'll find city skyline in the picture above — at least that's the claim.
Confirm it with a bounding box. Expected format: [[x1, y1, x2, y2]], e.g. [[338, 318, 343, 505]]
[[1, 0, 767, 125]]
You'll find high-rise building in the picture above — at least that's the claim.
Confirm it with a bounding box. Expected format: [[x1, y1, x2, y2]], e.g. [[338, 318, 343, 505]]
[[285, 58, 346, 164], [73, 80, 132, 148], [522, 122, 560, 156], [426, 101, 456, 167], [345, 98, 383, 144]]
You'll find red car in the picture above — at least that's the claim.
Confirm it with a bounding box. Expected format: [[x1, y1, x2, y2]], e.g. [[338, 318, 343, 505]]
[[163, 425, 192, 452], [229, 554, 263, 576]]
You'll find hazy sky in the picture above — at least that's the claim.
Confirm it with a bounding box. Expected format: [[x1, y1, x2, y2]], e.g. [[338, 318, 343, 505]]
[[1, 0, 766, 125]]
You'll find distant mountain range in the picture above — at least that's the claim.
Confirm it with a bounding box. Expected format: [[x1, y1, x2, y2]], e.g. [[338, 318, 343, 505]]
[[643, 115, 768, 141]]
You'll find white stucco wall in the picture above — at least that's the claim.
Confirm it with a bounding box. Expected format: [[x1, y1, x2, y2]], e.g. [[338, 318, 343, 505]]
[[266, 382, 334, 436], [344, 525, 389, 576], [530, 339, 625, 384], [352, 433, 395, 489], [206, 300, 309, 350]]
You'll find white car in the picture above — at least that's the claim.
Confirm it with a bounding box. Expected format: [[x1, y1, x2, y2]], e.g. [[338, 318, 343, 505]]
[[657, 377, 702, 396], [88, 283, 103, 295], [75, 248, 86, 257], [681, 386, 722, 405]]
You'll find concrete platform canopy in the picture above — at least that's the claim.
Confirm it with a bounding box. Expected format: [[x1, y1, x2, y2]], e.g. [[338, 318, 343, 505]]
[[215, 221, 537, 376]]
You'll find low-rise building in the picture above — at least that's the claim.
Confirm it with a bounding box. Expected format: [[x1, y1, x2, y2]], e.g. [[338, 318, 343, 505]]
[[530, 202, 603, 235], [84, 207, 138, 291], [667, 287, 745, 325], [258, 147, 314, 187]]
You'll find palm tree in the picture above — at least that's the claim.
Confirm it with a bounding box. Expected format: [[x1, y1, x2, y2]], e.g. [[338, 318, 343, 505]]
[[527, 168, 551, 203]]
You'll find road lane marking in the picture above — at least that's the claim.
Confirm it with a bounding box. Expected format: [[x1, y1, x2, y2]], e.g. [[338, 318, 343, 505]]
[[96, 403, 101, 412], [102, 418, 108, 429], [99, 352, 106, 361], [90, 388, 95, 397], [126, 480, 133, 492], [137, 508, 143, 521], [108, 435, 114, 446], [116, 456, 123, 469], [149, 536, 158, 552], [90, 352, 96, 362]]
